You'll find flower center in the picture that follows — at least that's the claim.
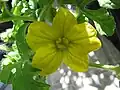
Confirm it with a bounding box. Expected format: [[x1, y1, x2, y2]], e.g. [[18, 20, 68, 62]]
[[55, 37, 69, 50]]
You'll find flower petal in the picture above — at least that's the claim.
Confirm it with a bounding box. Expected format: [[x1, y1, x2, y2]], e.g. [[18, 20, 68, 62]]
[[66, 22, 101, 52], [53, 7, 77, 37], [32, 45, 63, 76], [26, 22, 57, 51], [73, 37, 101, 52], [66, 22, 97, 40], [63, 50, 88, 72], [40, 51, 63, 76]]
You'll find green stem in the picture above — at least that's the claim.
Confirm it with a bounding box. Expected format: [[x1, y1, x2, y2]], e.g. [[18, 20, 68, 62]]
[[89, 63, 117, 70], [0, 15, 35, 22], [89, 63, 106, 69]]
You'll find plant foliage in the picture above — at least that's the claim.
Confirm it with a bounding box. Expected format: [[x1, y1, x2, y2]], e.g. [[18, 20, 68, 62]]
[[0, 0, 120, 90]]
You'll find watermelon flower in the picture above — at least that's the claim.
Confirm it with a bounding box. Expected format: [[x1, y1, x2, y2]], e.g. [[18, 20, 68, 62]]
[[26, 7, 101, 76]]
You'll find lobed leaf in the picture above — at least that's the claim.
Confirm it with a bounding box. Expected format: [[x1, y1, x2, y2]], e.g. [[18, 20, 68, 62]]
[[16, 23, 30, 61], [97, 0, 120, 9], [81, 8, 115, 36]]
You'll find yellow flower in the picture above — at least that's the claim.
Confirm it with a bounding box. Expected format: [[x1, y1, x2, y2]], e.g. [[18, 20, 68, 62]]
[[26, 7, 101, 76]]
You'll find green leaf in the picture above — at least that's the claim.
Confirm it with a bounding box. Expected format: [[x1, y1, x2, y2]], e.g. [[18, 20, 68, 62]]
[[0, 61, 49, 90], [28, 0, 38, 9], [0, 62, 20, 84], [111, 0, 120, 6], [57, 0, 77, 4], [82, 8, 115, 36], [37, 0, 53, 21], [45, 6, 56, 22], [11, 0, 19, 8], [12, 1, 23, 15], [112, 66, 120, 79], [0, 0, 9, 2], [77, 12, 87, 24], [1, 2, 12, 18], [12, 62, 50, 90], [16, 23, 30, 61], [57, 0, 93, 6], [97, 0, 120, 9], [38, 0, 51, 7]]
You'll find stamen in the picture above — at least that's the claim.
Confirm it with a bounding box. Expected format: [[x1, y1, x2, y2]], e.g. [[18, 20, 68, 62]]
[[55, 37, 69, 50]]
